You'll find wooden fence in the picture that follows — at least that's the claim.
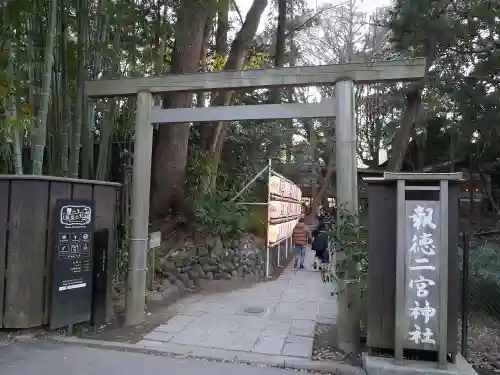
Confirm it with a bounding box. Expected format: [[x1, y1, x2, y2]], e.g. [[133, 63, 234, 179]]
[[0, 175, 121, 329]]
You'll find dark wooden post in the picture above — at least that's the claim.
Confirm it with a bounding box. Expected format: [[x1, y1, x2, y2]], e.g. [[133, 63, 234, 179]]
[[364, 172, 463, 368]]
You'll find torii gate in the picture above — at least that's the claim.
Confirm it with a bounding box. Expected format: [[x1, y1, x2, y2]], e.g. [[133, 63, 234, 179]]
[[85, 58, 426, 325]]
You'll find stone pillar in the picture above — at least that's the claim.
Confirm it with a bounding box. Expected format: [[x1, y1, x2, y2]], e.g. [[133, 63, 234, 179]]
[[335, 79, 358, 215], [125, 90, 153, 326], [335, 79, 360, 354]]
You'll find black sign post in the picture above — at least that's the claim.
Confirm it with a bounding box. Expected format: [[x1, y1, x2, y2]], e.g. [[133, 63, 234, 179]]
[[50, 199, 94, 330], [91, 228, 109, 328]]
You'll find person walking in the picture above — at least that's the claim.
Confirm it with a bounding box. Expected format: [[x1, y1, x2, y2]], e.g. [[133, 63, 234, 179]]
[[292, 217, 312, 269], [311, 222, 330, 269]]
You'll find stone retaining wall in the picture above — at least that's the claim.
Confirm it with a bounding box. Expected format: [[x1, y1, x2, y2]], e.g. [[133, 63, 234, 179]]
[[152, 234, 268, 300]]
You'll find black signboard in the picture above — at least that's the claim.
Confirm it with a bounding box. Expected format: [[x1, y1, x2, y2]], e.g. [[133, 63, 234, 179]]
[[91, 228, 109, 328], [50, 199, 94, 330]]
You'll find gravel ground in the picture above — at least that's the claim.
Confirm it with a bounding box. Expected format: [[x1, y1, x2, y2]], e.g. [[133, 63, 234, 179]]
[[311, 323, 364, 367], [310, 319, 500, 373], [464, 320, 500, 372]]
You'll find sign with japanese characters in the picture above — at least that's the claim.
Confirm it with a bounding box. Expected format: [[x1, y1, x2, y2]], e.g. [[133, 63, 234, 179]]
[[267, 173, 302, 245], [404, 201, 440, 350], [50, 199, 94, 330], [268, 175, 302, 201], [268, 201, 302, 220]]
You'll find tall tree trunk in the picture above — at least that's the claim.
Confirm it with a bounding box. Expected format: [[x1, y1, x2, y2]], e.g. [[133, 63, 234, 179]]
[[96, 29, 121, 181], [26, 15, 37, 167], [309, 141, 336, 220], [309, 120, 319, 216], [69, 0, 87, 178], [271, 0, 286, 103], [154, 6, 168, 107], [386, 0, 450, 171], [199, 0, 229, 150], [82, 0, 110, 179], [195, 12, 215, 132], [285, 38, 297, 163], [201, 0, 268, 193], [479, 169, 499, 214], [215, 0, 229, 55], [4, 13, 23, 175], [49, 56, 59, 174], [386, 88, 423, 172], [150, 0, 217, 221], [31, 0, 58, 175], [468, 152, 476, 226], [265, 0, 287, 163], [59, 0, 70, 175], [95, 100, 116, 180], [13, 86, 24, 175]]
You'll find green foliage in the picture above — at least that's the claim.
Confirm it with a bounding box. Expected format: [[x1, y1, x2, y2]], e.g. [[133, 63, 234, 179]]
[[321, 207, 368, 283], [193, 192, 251, 237], [468, 240, 500, 286], [391, 0, 452, 54], [461, 239, 500, 319], [185, 146, 252, 237], [200, 50, 269, 73], [185, 147, 213, 202], [390, 0, 500, 170]]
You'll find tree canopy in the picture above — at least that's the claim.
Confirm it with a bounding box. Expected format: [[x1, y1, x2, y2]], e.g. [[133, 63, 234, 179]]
[[0, 0, 498, 232]]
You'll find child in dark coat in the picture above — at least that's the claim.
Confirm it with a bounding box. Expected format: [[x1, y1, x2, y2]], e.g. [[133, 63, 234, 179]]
[[312, 222, 330, 266]]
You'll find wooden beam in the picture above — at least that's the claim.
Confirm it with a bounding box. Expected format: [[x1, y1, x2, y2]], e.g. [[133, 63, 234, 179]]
[[151, 101, 335, 123], [383, 172, 464, 181], [85, 58, 426, 98]]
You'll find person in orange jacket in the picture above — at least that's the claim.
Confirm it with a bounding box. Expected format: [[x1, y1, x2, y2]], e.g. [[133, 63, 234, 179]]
[[292, 217, 312, 269]]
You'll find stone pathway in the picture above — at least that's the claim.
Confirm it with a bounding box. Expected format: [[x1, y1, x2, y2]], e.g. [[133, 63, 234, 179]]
[[138, 258, 337, 360]]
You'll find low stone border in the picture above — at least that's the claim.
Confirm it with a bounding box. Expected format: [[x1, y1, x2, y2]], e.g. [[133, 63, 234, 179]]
[[362, 353, 478, 375], [44, 335, 365, 375]]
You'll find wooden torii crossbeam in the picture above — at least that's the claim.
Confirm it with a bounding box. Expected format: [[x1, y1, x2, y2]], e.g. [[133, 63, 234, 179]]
[[84, 58, 427, 326]]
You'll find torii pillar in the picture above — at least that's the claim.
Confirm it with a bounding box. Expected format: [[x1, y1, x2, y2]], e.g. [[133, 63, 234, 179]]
[[335, 79, 358, 214]]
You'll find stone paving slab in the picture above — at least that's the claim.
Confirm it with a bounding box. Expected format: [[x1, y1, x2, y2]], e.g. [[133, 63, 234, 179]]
[[142, 331, 174, 343], [253, 336, 286, 355], [140, 259, 338, 360], [262, 322, 291, 338], [282, 336, 314, 358], [155, 315, 196, 333], [290, 320, 316, 337]]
